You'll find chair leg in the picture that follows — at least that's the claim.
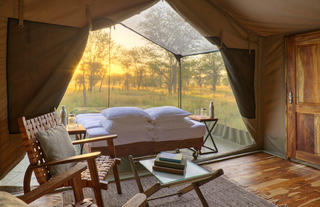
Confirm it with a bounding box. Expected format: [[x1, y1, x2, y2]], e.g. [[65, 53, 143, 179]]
[[87, 158, 104, 207], [113, 165, 122, 194], [71, 173, 84, 203]]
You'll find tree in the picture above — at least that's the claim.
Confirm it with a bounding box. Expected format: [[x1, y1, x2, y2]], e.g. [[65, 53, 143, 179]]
[[191, 59, 207, 88], [132, 2, 205, 95], [75, 62, 87, 106], [86, 61, 103, 92], [145, 47, 179, 95], [79, 29, 117, 93], [125, 47, 149, 90], [117, 48, 133, 91], [201, 53, 225, 92]]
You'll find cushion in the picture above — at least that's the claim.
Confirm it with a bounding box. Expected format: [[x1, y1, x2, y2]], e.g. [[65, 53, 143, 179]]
[[0, 192, 29, 207], [101, 107, 152, 122], [144, 106, 191, 121], [36, 124, 76, 177]]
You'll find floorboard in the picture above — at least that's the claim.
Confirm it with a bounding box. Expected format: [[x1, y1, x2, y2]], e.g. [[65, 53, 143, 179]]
[[5, 152, 320, 206], [204, 152, 320, 207]]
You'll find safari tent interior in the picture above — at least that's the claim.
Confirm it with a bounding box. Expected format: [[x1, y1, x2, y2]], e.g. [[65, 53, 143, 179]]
[[1, 0, 320, 206]]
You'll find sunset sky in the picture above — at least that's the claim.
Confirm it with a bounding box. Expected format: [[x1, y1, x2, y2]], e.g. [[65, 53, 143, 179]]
[[73, 23, 153, 76]]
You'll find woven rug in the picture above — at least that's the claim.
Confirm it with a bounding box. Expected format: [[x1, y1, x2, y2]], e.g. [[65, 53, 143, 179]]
[[63, 175, 276, 207]]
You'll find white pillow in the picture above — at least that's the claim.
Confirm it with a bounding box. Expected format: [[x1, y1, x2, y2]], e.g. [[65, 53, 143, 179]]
[[101, 107, 152, 122], [100, 119, 153, 132], [145, 106, 191, 121], [153, 117, 194, 129]]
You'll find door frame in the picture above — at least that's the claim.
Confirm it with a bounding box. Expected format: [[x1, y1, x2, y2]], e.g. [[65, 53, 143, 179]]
[[285, 35, 296, 160], [285, 30, 320, 163]]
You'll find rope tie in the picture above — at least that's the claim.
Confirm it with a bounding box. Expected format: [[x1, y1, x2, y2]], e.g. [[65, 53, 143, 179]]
[[248, 32, 251, 54], [218, 30, 223, 50], [85, 4, 93, 31], [18, 0, 24, 31]]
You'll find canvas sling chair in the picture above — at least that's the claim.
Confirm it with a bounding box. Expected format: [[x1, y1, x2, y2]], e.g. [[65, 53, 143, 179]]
[[1, 182, 147, 207], [18, 111, 122, 207]]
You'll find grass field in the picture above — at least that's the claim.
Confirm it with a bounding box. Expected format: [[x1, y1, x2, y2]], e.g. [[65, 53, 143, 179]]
[[59, 85, 247, 131]]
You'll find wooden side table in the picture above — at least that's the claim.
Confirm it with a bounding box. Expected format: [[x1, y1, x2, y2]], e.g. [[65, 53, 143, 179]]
[[128, 155, 224, 207], [188, 115, 218, 155], [67, 124, 86, 154]]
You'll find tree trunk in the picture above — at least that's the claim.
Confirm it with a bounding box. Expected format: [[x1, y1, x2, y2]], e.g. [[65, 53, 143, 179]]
[[212, 66, 219, 92], [198, 75, 202, 88], [88, 75, 93, 92], [167, 70, 173, 95], [99, 70, 106, 92], [168, 84, 172, 95], [173, 67, 177, 94], [82, 72, 87, 106], [137, 70, 143, 90], [125, 73, 130, 91], [212, 80, 217, 92]]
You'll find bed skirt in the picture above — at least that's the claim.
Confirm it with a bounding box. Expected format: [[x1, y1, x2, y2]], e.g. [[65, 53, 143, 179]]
[[88, 137, 203, 157]]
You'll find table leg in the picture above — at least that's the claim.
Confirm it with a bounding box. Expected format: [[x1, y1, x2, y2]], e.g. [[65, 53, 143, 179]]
[[200, 120, 218, 154], [178, 169, 223, 206], [193, 183, 208, 207], [128, 155, 144, 193], [144, 183, 161, 197], [79, 133, 86, 154]]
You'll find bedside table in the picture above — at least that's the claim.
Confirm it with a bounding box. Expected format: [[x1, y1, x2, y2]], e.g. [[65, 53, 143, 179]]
[[188, 115, 218, 155], [67, 124, 86, 154]]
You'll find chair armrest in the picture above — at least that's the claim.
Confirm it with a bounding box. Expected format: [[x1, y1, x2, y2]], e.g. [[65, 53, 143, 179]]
[[72, 134, 117, 145], [19, 163, 87, 204], [30, 152, 101, 169], [122, 193, 147, 207]]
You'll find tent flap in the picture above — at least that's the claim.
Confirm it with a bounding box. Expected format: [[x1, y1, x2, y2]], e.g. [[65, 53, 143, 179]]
[[7, 19, 89, 133], [208, 37, 255, 119], [261, 35, 286, 156]]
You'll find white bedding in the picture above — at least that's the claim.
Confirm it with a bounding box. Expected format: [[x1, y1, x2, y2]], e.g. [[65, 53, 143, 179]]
[[153, 118, 205, 141], [76, 113, 205, 148], [86, 127, 154, 147], [76, 113, 106, 129]]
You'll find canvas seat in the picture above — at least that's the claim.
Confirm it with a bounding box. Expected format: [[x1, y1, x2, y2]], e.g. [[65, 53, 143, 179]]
[[80, 155, 117, 181], [1, 188, 147, 207], [18, 112, 122, 207]]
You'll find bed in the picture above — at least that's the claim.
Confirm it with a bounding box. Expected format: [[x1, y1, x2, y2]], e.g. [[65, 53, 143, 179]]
[[76, 107, 205, 157]]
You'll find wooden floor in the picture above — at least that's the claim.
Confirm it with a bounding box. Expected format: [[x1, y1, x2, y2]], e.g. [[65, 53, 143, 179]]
[[205, 152, 320, 207], [15, 152, 320, 206]]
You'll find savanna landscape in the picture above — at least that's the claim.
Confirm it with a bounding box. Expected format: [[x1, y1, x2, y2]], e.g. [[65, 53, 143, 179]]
[[59, 3, 247, 131]]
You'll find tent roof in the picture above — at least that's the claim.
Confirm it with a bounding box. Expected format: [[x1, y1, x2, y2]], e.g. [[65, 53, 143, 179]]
[[0, 0, 157, 28], [2, 0, 320, 37], [210, 0, 320, 36], [0, 0, 320, 39], [121, 1, 218, 57]]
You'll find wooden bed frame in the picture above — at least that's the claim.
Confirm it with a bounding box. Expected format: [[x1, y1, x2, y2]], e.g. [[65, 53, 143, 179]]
[[87, 137, 203, 158]]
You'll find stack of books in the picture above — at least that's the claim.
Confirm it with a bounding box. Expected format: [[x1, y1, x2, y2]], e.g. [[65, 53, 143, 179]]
[[152, 152, 186, 175]]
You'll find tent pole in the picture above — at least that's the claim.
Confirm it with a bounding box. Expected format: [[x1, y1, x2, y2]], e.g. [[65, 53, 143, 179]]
[[107, 27, 111, 108], [175, 55, 183, 108]]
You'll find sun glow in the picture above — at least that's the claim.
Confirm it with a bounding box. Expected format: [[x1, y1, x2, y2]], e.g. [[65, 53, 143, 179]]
[[73, 24, 149, 76]]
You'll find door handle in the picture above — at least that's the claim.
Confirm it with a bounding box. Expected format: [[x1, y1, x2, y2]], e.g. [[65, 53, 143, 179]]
[[288, 91, 293, 104]]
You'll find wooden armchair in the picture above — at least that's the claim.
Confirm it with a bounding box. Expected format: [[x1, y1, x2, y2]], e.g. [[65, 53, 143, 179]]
[[2, 190, 147, 207], [18, 112, 122, 207]]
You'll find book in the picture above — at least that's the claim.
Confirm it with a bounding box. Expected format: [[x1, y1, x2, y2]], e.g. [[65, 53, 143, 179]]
[[154, 156, 186, 170], [158, 152, 183, 163], [152, 165, 184, 175]]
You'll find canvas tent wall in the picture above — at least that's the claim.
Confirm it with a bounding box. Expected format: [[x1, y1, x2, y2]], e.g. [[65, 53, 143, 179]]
[[1, 0, 320, 178]]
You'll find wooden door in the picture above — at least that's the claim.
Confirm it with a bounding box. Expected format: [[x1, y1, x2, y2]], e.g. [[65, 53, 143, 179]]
[[286, 31, 320, 165]]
